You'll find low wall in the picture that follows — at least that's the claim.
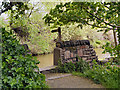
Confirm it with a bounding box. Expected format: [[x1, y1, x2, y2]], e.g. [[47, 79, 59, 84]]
[[54, 40, 98, 65]]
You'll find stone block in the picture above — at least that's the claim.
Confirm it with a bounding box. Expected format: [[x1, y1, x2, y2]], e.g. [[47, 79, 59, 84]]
[[64, 50, 70, 59], [70, 52, 74, 57], [77, 49, 83, 56], [84, 48, 93, 51], [91, 56, 98, 59], [85, 51, 91, 55], [85, 45, 89, 49], [90, 50, 96, 54], [89, 45, 93, 48], [54, 47, 62, 65], [91, 53, 96, 56], [87, 56, 91, 60]]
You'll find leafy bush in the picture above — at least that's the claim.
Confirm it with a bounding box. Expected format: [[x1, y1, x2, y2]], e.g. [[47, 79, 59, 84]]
[[73, 60, 120, 88], [58, 57, 119, 88], [75, 58, 90, 73], [84, 62, 119, 88], [58, 60, 75, 73], [102, 42, 120, 65], [58, 58, 89, 73], [1, 28, 48, 88]]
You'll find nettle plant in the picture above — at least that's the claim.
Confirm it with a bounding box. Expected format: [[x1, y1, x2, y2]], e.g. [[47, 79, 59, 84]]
[[2, 28, 48, 88]]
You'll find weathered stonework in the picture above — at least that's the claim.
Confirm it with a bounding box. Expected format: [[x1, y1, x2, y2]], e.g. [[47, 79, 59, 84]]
[[53, 40, 98, 65], [54, 47, 62, 65]]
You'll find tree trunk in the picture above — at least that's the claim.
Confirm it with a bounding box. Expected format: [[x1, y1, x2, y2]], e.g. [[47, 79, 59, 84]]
[[117, 27, 120, 59], [113, 29, 117, 47]]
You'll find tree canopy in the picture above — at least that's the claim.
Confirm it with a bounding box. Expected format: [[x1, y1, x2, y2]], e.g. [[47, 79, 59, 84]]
[[43, 2, 120, 45]]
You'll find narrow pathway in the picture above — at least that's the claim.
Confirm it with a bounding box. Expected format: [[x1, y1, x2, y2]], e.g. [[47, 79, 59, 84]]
[[45, 73, 104, 88]]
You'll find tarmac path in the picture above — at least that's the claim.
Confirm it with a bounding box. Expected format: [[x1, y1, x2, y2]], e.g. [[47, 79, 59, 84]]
[[45, 73, 104, 88]]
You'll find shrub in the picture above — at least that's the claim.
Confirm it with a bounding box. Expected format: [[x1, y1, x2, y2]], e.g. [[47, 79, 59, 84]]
[[1, 28, 48, 88], [75, 58, 90, 73], [58, 60, 76, 73], [58, 57, 90, 73], [84, 61, 119, 88], [73, 60, 120, 88]]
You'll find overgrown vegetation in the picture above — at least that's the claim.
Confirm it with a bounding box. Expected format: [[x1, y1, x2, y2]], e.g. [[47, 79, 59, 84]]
[[2, 27, 48, 88], [0, 2, 114, 55], [0, 1, 120, 88], [43, 1, 120, 60], [44, 2, 120, 88], [102, 42, 120, 65], [58, 58, 90, 73], [58, 58, 120, 88], [73, 60, 120, 88]]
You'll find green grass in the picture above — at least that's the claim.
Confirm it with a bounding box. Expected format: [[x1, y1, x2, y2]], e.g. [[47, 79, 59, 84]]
[[72, 65, 119, 88]]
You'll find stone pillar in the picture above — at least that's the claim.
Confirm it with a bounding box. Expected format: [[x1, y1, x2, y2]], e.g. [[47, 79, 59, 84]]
[[54, 47, 62, 65]]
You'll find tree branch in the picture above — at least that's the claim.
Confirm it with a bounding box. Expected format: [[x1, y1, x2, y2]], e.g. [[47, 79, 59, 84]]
[[28, 2, 39, 18], [0, 2, 13, 15], [84, 8, 115, 28], [28, 7, 34, 18], [86, 22, 109, 29]]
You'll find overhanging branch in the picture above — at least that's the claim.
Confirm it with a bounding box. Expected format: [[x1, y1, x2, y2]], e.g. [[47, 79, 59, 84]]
[[84, 8, 115, 28]]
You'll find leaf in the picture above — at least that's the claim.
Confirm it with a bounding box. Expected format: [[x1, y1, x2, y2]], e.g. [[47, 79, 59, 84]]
[[77, 24, 83, 29], [104, 28, 110, 34], [97, 30, 103, 32]]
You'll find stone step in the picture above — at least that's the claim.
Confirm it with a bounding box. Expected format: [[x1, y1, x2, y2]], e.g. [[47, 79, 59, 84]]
[[91, 53, 96, 56], [84, 48, 93, 51], [34, 65, 57, 73], [46, 74, 72, 81], [89, 45, 93, 48], [90, 50, 96, 54], [91, 56, 98, 59], [80, 55, 90, 57]]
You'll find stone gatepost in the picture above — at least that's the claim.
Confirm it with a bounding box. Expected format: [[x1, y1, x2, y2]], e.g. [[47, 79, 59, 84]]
[[54, 47, 62, 65]]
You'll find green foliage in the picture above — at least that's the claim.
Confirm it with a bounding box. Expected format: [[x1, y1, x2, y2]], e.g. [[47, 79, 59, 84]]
[[73, 60, 120, 88], [43, 1, 120, 61], [102, 42, 120, 65], [61, 24, 109, 48], [58, 57, 119, 88], [2, 27, 48, 88], [58, 60, 75, 73], [58, 58, 90, 73], [1, 2, 114, 55], [0, 2, 29, 16], [6, 2, 58, 55], [75, 58, 90, 73], [0, 28, 1, 88], [43, 2, 119, 29], [84, 62, 119, 88]]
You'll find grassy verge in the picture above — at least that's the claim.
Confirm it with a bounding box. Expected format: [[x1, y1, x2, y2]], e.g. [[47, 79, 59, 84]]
[[73, 64, 119, 88], [58, 59, 120, 88], [72, 68, 119, 88]]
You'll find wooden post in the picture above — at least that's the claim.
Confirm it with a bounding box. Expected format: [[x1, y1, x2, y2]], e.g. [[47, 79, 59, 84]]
[[51, 27, 61, 42], [51, 27, 62, 65], [58, 27, 61, 42]]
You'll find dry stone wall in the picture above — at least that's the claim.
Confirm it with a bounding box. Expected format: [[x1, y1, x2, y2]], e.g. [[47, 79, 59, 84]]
[[54, 40, 98, 65]]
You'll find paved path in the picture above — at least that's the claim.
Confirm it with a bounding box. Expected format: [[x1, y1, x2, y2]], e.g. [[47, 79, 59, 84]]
[[45, 73, 104, 88]]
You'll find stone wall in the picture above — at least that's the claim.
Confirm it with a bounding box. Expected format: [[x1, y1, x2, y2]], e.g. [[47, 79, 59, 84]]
[[54, 40, 98, 65]]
